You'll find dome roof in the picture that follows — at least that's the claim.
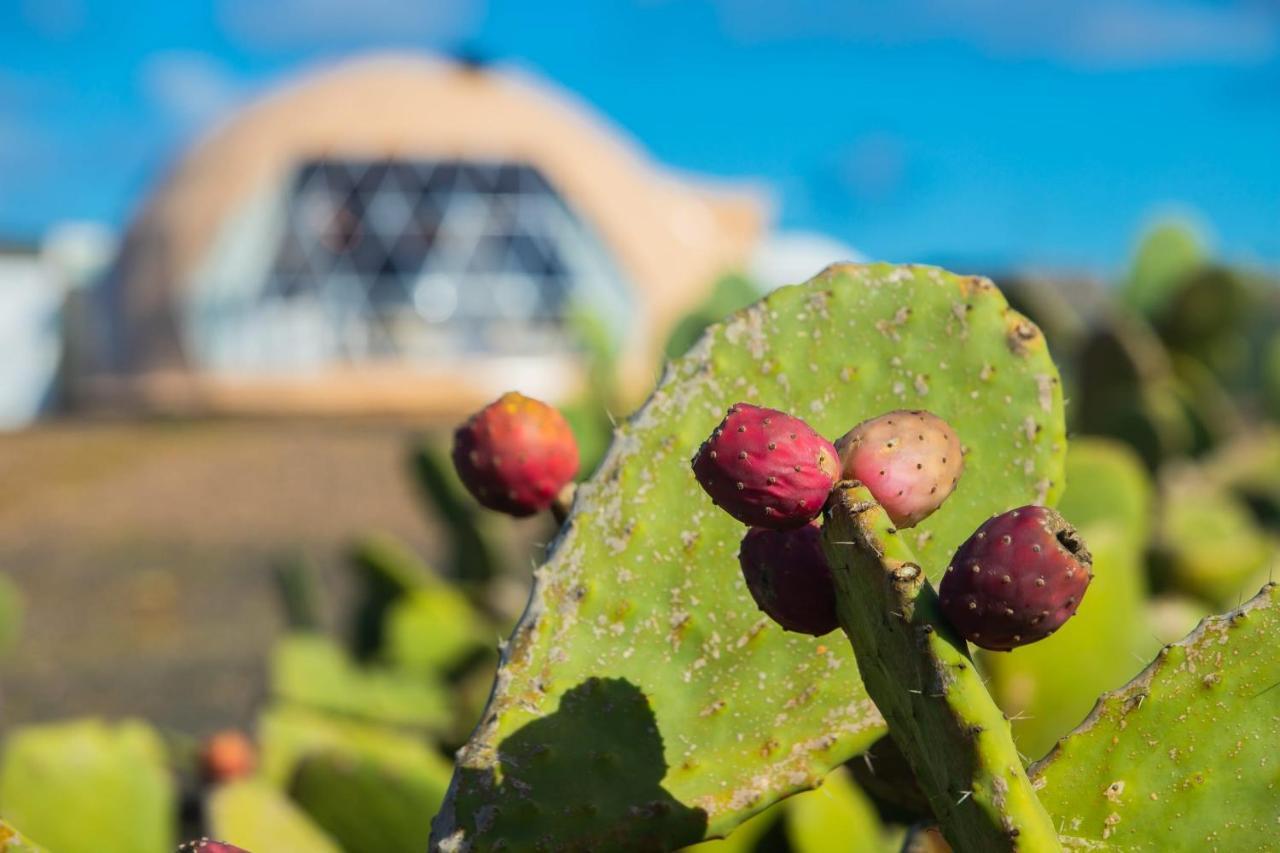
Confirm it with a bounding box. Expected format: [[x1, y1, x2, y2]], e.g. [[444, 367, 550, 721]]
[[102, 54, 767, 405]]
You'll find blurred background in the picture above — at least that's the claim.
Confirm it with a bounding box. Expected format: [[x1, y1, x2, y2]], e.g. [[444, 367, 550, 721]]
[[0, 1, 1278, 850]]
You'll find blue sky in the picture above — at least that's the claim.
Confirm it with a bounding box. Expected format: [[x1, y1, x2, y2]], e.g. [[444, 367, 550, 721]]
[[1, 0, 1277, 273]]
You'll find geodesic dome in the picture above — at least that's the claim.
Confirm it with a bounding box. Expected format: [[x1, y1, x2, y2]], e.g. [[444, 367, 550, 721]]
[[95, 54, 765, 414]]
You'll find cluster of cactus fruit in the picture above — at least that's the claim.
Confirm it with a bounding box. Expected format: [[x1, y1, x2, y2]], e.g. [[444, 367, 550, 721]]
[[685, 402, 1093, 651], [449, 390, 1096, 655]]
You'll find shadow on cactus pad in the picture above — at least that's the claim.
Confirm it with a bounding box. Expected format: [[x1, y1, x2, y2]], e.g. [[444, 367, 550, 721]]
[[435, 678, 708, 851]]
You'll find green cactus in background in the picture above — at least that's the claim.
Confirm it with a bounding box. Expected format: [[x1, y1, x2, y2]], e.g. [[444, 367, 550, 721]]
[[270, 633, 451, 731], [0, 719, 175, 853], [207, 779, 341, 853], [432, 263, 1066, 850], [1152, 467, 1274, 607], [1030, 582, 1280, 849], [347, 532, 492, 678], [782, 765, 898, 853], [257, 704, 451, 789], [291, 748, 453, 853], [1122, 221, 1207, 316]]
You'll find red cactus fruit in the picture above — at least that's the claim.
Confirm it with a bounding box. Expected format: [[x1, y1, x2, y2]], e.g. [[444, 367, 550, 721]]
[[835, 409, 963, 529], [691, 403, 840, 529], [452, 391, 580, 517], [177, 840, 251, 853], [199, 729, 256, 784], [738, 522, 839, 636], [938, 506, 1093, 651]]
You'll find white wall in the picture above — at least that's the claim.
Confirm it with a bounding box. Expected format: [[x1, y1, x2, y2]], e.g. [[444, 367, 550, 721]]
[[0, 256, 62, 429]]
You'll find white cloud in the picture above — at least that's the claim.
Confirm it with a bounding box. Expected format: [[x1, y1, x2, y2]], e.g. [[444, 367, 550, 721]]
[[216, 0, 484, 48], [713, 0, 1280, 68], [1063, 3, 1279, 66], [139, 52, 247, 131]]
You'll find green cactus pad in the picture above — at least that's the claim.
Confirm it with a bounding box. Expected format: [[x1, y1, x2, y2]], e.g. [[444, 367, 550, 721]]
[[0, 719, 175, 853], [0, 821, 45, 853], [1031, 583, 1280, 850], [207, 779, 341, 853], [433, 264, 1066, 850], [271, 633, 451, 730], [783, 767, 889, 853], [290, 748, 453, 853], [1154, 471, 1274, 607], [384, 585, 492, 680], [257, 704, 451, 788], [1055, 439, 1153, 542]]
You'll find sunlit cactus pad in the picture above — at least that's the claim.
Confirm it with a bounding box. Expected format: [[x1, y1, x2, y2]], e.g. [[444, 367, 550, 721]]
[[432, 263, 1067, 850], [1031, 582, 1280, 850]]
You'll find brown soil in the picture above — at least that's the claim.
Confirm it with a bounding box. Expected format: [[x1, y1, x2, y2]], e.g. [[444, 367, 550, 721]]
[[0, 416, 462, 735]]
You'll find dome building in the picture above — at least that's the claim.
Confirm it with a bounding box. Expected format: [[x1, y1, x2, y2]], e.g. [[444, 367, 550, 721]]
[[89, 54, 766, 415]]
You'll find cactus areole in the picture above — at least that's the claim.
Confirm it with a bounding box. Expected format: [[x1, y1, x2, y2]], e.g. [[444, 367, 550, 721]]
[[692, 403, 840, 529], [452, 391, 580, 517], [178, 841, 252, 853], [835, 409, 963, 529], [939, 506, 1093, 651]]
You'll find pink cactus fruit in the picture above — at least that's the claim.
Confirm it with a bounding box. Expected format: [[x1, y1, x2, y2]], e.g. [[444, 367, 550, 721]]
[[938, 505, 1093, 651], [452, 391, 580, 517], [738, 522, 839, 636], [691, 403, 840, 529], [835, 409, 963, 528]]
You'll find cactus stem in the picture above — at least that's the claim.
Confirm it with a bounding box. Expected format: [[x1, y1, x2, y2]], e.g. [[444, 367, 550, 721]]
[[822, 482, 1062, 852]]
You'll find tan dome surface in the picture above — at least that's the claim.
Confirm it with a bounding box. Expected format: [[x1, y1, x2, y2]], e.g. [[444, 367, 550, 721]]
[[102, 53, 767, 412]]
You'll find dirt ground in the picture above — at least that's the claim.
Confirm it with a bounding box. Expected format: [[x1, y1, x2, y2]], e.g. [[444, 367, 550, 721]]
[[0, 416, 467, 736]]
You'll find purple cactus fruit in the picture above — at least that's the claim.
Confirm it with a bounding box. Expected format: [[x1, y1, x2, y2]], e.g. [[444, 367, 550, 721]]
[[835, 409, 963, 529], [452, 392, 580, 517], [738, 522, 839, 636], [692, 403, 840, 529], [177, 841, 251, 853], [938, 505, 1093, 651]]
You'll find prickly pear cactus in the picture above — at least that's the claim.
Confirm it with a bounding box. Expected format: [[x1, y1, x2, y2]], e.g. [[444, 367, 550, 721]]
[[983, 440, 1155, 757], [270, 633, 451, 730], [1030, 582, 1280, 849], [0, 821, 45, 853], [782, 766, 890, 853], [291, 749, 450, 853], [0, 719, 175, 853], [432, 263, 1066, 850], [207, 779, 341, 853], [1154, 470, 1275, 607]]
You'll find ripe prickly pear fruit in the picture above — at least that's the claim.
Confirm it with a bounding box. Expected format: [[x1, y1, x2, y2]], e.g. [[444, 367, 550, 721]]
[[199, 729, 256, 784], [938, 505, 1093, 651], [692, 403, 840, 529], [453, 392, 580, 517], [177, 841, 251, 853], [738, 522, 839, 636], [835, 409, 963, 529]]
